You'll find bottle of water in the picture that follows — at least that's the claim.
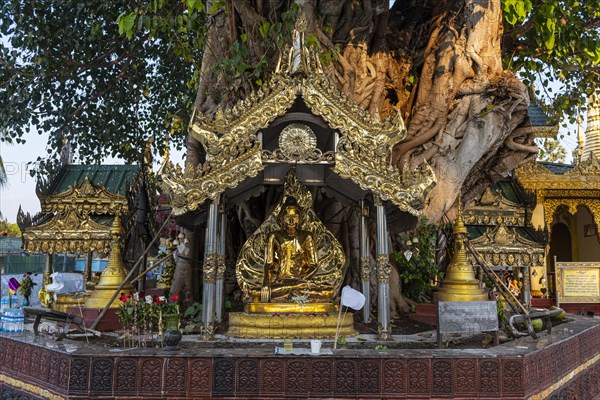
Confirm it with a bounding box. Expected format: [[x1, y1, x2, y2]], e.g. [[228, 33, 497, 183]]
[[0, 298, 9, 332]]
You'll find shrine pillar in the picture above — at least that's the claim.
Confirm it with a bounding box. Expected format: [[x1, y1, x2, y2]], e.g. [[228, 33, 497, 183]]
[[215, 205, 227, 322], [359, 200, 371, 323], [201, 201, 219, 340], [375, 197, 392, 340]]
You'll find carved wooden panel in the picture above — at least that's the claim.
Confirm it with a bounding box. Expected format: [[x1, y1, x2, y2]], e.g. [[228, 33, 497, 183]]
[[164, 358, 187, 394], [69, 357, 90, 392], [139, 358, 162, 393], [358, 359, 379, 394], [188, 358, 211, 395], [382, 359, 405, 395], [432, 359, 453, 394], [213, 358, 235, 396], [407, 359, 429, 394], [502, 359, 523, 393], [286, 359, 309, 394], [114, 358, 137, 394], [455, 358, 477, 393], [334, 360, 356, 394], [260, 359, 284, 393], [237, 359, 259, 394], [311, 359, 333, 394], [90, 358, 113, 393], [479, 359, 500, 395]]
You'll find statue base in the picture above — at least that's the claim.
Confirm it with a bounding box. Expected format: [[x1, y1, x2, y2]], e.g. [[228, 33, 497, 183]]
[[244, 302, 338, 313], [227, 305, 357, 338], [434, 279, 489, 302]]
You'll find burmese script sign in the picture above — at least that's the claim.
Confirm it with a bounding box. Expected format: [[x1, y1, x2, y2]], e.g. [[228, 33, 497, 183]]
[[437, 301, 498, 348], [556, 262, 600, 304]]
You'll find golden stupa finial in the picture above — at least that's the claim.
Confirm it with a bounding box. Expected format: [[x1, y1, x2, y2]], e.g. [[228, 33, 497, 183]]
[[454, 194, 467, 235], [295, 10, 308, 33]]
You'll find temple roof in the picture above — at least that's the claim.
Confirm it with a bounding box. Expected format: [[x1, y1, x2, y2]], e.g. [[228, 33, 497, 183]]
[[159, 14, 435, 216], [43, 164, 139, 196], [528, 103, 558, 138]]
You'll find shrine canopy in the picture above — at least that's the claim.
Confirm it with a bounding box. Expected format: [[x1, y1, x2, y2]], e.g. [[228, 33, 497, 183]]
[[465, 180, 545, 269], [158, 15, 436, 216], [516, 154, 600, 232], [21, 164, 151, 255]]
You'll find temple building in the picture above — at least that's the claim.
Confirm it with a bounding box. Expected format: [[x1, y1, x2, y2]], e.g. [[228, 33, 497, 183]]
[[18, 160, 157, 313]]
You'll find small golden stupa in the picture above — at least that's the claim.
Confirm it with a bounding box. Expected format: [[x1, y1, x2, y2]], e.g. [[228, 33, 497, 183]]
[[435, 198, 488, 302], [85, 215, 134, 308]]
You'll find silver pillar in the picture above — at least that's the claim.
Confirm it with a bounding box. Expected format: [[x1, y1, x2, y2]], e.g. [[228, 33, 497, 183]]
[[359, 201, 371, 323], [215, 206, 227, 322], [43, 254, 53, 285], [523, 264, 532, 309], [201, 201, 219, 340], [375, 198, 392, 340]]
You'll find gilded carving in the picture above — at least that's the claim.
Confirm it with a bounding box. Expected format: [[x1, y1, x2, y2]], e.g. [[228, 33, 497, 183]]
[[23, 177, 127, 255], [159, 15, 435, 216], [360, 256, 371, 281], [468, 224, 544, 267], [203, 253, 219, 283], [216, 255, 226, 281], [199, 324, 215, 341], [376, 254, 391, 284]]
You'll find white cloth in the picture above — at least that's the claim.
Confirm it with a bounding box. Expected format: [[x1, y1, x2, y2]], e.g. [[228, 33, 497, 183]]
[[341, 285, 366, 310]]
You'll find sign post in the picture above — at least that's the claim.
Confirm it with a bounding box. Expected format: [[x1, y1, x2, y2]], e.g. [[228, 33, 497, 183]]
[[437, 301, 499, 348]]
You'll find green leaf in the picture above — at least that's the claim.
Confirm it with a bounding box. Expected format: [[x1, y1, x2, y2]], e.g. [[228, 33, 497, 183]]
[[117, 12, 136, 39]]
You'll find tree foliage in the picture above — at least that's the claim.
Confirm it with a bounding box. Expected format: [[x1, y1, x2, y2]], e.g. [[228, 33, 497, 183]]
[[536, 138, 568, 163], [502, 0, 600, 126], [0, 0, 206, 169]]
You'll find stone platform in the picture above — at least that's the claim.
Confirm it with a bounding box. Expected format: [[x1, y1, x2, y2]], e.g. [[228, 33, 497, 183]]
[[0, 316, 599, 399]]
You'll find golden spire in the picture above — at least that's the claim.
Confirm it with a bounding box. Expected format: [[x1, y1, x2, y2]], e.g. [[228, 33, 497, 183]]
[[85, 215, 134, 308], [583, 90, 600, 161], [434, 196, 488, 302]]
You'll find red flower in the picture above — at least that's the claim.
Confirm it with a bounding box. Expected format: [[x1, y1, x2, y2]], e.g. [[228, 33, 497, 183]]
[[153, 295, 161, 304], [120, 293, 128, 303], [171, 294, 179, 302]]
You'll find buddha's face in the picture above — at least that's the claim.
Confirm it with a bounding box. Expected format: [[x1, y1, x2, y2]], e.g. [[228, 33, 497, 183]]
[[282, 206, 301, 230]]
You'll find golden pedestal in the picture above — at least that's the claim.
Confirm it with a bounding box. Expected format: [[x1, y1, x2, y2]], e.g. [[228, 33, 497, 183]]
[[435, 198, 488, 302], [53, 293, 88, 313], [227, 303, 357, 338], [85, 216, 133, 309]]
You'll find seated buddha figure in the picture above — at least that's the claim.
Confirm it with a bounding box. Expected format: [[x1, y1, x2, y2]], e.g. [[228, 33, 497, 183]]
[[261, 197, 319, 302], [235, 169, 346, 307]]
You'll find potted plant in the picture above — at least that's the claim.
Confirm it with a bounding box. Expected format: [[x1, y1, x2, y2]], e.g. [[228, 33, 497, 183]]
[[19, 273, 36, 307], [161, 294, 181, 350]]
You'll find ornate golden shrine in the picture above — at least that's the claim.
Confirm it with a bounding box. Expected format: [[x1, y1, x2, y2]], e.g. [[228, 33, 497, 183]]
[[517, 154, 600, 232], [21, 163, 155, 313], [159, 13, 436, 340], [516, 154, 600, 297], [23, 177, 127, 255], [158, 14, 435, 217]]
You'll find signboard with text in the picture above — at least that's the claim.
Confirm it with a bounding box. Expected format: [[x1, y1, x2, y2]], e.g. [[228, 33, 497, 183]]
[[556, 262, 600, 304]]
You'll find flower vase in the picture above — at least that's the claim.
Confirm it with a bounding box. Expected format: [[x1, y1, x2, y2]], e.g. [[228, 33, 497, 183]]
[[22, 297, 30, 307], [162, 314, 182, 351]]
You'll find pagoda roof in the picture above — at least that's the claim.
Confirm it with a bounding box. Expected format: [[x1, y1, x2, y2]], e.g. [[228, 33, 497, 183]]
[[42, 164, 139, 197], [159, 14, 435, 215]]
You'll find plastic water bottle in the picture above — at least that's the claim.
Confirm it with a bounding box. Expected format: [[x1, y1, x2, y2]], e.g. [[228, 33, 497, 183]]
[[0, 298, 9, 332]]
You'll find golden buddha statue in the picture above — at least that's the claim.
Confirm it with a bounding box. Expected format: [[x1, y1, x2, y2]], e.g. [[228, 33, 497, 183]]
[[236, 168, 346, 311], [261, 197, 324, 302], [229, 169, 356, 337]]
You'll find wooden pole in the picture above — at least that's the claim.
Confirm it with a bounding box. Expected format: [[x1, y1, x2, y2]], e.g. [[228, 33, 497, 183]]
[[89, 211, 172, 330]]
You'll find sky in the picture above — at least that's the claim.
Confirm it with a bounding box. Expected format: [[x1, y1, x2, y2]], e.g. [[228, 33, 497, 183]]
[[0, 133, 186, 222]]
